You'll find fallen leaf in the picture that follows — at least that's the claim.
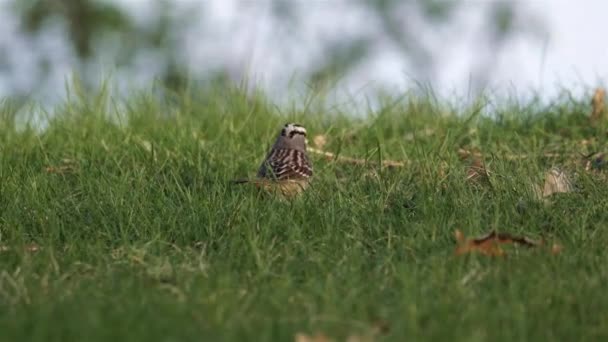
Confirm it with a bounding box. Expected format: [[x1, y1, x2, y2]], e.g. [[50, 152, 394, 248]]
[[458, 148, 491, 187], [454, 229, 560, 257], [466, 158, 491, 186], [454, 230, 506, 256], [590, 87, 606, 124], [541, 167, 574, 197]]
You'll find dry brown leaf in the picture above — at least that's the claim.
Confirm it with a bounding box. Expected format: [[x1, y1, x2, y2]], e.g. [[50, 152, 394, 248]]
[[590, 87, 606, 123], [454, 230, 506, 256], [294, 332, 334, 342], [541, 167, 574, 197], [465, 158, 491, 186], [458, 148, 491, 187], [454, 229, 561, 257]]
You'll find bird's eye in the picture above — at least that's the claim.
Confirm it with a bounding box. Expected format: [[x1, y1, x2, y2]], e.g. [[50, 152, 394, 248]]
[[288, 130, 305, 138]]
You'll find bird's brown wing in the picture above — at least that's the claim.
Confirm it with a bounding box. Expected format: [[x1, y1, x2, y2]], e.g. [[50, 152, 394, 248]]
[[258, 148, 313, 180]]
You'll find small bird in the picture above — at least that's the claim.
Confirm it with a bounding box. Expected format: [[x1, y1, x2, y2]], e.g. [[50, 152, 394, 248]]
[[233, 123, 313, 199]]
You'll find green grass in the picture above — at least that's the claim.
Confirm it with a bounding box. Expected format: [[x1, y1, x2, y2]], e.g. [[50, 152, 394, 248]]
[[1, 84, 608, 341]]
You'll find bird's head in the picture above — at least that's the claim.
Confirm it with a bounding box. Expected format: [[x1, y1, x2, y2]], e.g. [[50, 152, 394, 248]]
[[273, 123, 308, 151]]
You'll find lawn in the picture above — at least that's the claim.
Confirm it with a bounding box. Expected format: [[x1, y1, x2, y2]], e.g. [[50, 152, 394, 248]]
[[1, 84, 608, 341]]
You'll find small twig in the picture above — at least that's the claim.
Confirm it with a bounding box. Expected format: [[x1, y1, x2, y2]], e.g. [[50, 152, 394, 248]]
[[461, 151, 562, 161], [307, 147, 407, 168]]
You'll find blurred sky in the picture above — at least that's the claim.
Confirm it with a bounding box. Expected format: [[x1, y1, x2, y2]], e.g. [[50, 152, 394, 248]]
[[0, 0, 607, 106]]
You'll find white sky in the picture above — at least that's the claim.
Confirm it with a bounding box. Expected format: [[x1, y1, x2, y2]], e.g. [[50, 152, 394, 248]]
[[0, 0, 607, 105]]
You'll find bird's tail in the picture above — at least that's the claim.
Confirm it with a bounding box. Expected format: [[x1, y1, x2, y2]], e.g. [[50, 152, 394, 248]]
[[231, 178, 251, 184]]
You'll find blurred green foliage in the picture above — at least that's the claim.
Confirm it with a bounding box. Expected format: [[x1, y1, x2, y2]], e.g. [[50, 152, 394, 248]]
[[18, 0, 131, 58], [10, 0, 194, 93], [6, 0, 533, 97]]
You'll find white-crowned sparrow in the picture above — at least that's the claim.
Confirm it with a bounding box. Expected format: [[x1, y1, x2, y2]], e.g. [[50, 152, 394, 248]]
[[233, 123, 313, 198]]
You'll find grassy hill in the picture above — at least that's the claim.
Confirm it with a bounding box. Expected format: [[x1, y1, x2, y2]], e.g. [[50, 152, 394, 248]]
[[1, 84, 608, 341]]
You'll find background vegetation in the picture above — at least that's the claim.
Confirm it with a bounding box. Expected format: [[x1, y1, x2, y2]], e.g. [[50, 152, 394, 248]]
[[1, 2, 605, 341], [1, 83, 608, 341], [3, 0, 541, 100]]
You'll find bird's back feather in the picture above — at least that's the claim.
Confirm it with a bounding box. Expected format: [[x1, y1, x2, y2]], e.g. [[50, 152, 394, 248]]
[[258, 148, 313, 180]]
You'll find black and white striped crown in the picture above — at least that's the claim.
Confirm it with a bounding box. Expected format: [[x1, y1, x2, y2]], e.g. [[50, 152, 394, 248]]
[[281, 123, 307, 138]]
